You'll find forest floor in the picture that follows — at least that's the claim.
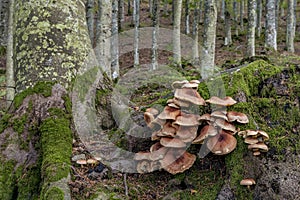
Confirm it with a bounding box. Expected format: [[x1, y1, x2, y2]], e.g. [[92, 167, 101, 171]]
[[0, 1, 300, 200]]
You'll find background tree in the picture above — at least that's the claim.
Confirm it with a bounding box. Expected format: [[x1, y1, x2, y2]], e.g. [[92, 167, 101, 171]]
[[192, 1, 200, 63], [256, 0, 262, 37], [265, 0, 277, 50], [286, 0, 296, 52], [224, 0, 233, 46], [151, 0, 159, 70], [133, 0, 140, 66], [173, 0, 183, 66], [247, 0, 256, 56], [185, 0, 190, 34], [112, 0, 120, 79]]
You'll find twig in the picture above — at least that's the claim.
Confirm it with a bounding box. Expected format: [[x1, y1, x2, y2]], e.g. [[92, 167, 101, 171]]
[[123, 173, 129, 197]]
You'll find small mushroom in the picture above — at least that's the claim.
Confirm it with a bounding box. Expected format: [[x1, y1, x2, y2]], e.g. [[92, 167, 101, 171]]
[[76, 159, 87, 167], [171, 80, 189, 89], [157, 106, 181, 120], [144, 112, 155, 126], [193, 125, 218, 144], [160, 137, 186, 148], [176, 125, 198, 143], [213, 118, 237, 133], [206, 130, 237, 155], [173, 112, 200, 126], [227, 111, 249, 124], [244, 137, 259, 145], [240, 178, 256, 189], [211, 110, 228, 121], [248, 142, 269, 152], [206, 96, 237, 106]]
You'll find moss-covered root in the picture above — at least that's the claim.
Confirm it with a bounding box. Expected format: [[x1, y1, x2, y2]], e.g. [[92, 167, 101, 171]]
[[40, 113, 72, 199]]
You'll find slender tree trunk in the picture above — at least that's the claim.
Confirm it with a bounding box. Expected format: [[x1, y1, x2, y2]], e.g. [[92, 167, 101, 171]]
[[96, 0, 102, 40], [247, 0, 256, 57], [173, 0, 182, 66], [240, 0, 244, 30], [163, 0, 168, 16], [233, 0, 239, 36], [192, 1, 200, 63], [185, 0, 190, 34], [128, 0, 132, 15], [221, 0, 225, 19], [256, 0, 262, 37], [286, 0, 296, 52], [133, 0, 140, 66], [112, 0, 120, 79], [149, 0, 153, 16], [5, 0, 15, 107], [118, 0, 123, 31], [151, 0, 159, 70], [200, 0, 217, 76], [224, 0, 232, 46], [265, 0, 277, 50], [87, 0, 95, 44], [275, 0, 280, 33], [96, 0, 112, 78], [172, 0, 175, 23]]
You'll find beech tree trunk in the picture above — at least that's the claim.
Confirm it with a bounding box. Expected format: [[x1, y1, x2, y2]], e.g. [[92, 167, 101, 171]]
[[192, 1, 200, 63], [185, 0, 190, 34], [151, 0, 159, 70], [173, 0, 182, 66], [224, 0, 232, 46], [112, 0, 120, 79], [133, 0, 140, 66], [0, 0, 95, 199], [240, 0, 244, 31], [87, 0, 95, 44], [200, 0, 217, 77], [247, 0, 256, 57], [256, 0, 262, 37], [286, 0, 296, 52], [265, 0, 277, 51]]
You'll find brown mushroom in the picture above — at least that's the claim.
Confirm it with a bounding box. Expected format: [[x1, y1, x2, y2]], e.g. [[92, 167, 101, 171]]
[[240, 178, 256, 189], [206, 130, 237, 155], [174, 88, 205, 105], [144, 112, 155, 126], [193, 125, 218, 144], [171, 80, 189, 89], [206, 96, 237, 106], [248, 142, 269, 152], [211, 110, 228, 121], [160, 149, 196, 174], [160, 137, 186, 148], [213, 118, 237, 133], [145, 107, 159, 116], [173, 112, 200, 126], [176, 125, 198, 143], [157, 106, 181, 120], [227, 111, 249, 124], [244, 137, 259, 144]]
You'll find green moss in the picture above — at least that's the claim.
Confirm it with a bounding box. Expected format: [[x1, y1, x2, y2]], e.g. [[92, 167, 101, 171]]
[[44, 187, 64, 200], [0, 114, 12, 133], [14, 81, 54, 108], [12, 114, 28, 135], [0, 160, 16, 200]]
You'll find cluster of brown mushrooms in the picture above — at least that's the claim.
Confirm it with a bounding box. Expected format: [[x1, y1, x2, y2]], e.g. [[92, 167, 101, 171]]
[[238, 130, 269, 156], [134, 80, 269, 174]]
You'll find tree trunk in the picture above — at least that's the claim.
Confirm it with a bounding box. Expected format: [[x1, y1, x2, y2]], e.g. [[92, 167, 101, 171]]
[[133, 0, 140, 66], [0, 0, 9, 46], [233, 0, 239, 36], [112, 0, 120, 79], [200, 0, 217, 78], [240, 0, 244, 31], [118, 0, 124, 31], [286, 0, 296, 52], [5, 0, 14, 107], [256, 0, 262, 37], [275, 0, 280, 33], [96, 0, 112, 78], [247, 0, 256, 57], [192, 1, 200, 63], [173, 0, 182, 66], [221, 0, 225, 19], [265, 0, 277, 51], [87, 0, 95, 45], [128, 0, 132, 15], [0, 0, 93, 199], [151, 0, 159, 70], [185, 0, 190, 34], [224, 0, 232, 46]]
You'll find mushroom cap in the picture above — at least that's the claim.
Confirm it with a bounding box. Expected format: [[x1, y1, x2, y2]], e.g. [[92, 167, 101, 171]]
[[211, 110, 228, 121], [144, 112, 155, 126], [149, 146, 169, 161], [206, 96, 237, 106], [161, 149, 196, 174], [182, 83, 199, 89], [173, 112, 200, 126], [244, 137, 259, 144], [174, 88, 206, 105], [148, 118, 166, 130], [189, 80, 201, 84], [198, 113, 211, 122], [176, 125, 198, 143], [76, 159, 87, 165], [253, 151, 261, 156], [206, 130, 237, 155], [87, 158, 98, 164], [240, 178, 256, 186], [172, 98, 191, 107], [157, 106, 181, 120], [257, 130, 269, 141], [193, 125, 218, 144], [227, 111, 249, 123], [248, 142, 269, 152], [145, 107, 159, 116], [157, 121, 177, 137], [160, 137, 186, 148], [172, 80, 189, 89], [245, 130, 259, 137], [213, 118, 237, 133]]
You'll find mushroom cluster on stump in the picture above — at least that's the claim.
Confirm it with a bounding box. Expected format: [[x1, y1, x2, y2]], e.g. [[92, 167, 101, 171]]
[[193, 96, 249, 155], [135, 80, 268, 174], [238, 130, 269, 156]]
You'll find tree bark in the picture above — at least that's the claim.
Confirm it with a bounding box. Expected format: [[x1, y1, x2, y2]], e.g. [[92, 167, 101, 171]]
[[240, 0, 244, 31], [286, 0, 296, 52], [185, 0, 190, 34], [224, 0, 232, 46], [256, 0, 262, 37], [200, 0, 217, 77], [133, 0, 140, 66], [265, 0, 277, 51], [173, 0, 182, 66], [192, 1, 200, 63], [87, 0, 95, 45], [0, 0, 93, 199], [151, 0, 159, 70], [112, 0, 120, 79], [247, 0, 256, 57]]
